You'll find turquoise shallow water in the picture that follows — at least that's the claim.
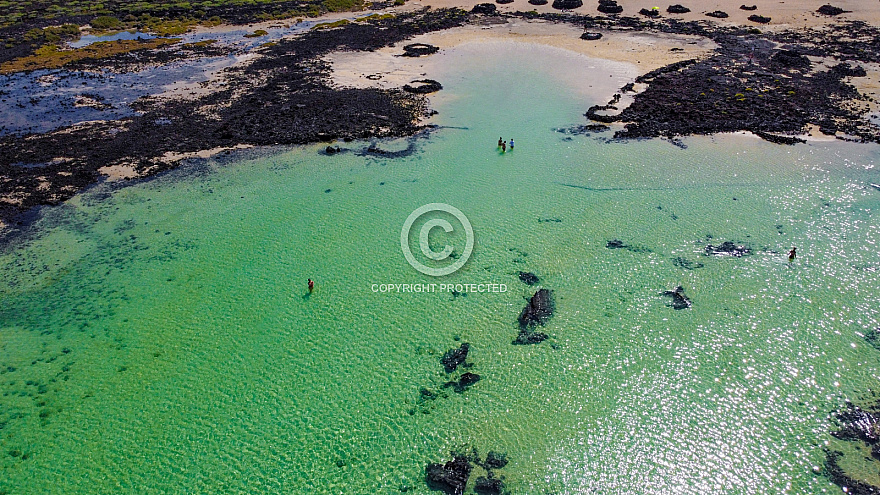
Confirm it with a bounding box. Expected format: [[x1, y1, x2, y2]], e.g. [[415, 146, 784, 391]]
[[2, 41, 880, 494]]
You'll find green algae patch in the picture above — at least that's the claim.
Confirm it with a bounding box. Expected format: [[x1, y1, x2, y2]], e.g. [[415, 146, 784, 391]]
[[312, 19, 350, 30], [244, 29, 269, 38], [0, 37, 180, 74]]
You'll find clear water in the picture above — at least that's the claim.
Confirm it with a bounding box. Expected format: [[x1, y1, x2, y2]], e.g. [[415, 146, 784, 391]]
[[2, 41, 880, 494]]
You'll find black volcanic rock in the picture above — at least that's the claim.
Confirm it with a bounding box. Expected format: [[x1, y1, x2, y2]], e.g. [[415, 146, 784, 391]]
[[403, 43, 439, 57], [443, 372, 481, 393], [661, 285, 692, 309], [474, 477, 505, 495], [425, 456, 472, 495], [581, 32, 603, 40], [518, 288, 554, 328], [403, 79, 443, 94], [749, 14, 771, 23], [471, 3, 497, 13], [705, 241, 751, 257], [770, 49, 811, 69], [518, 271, 540, 285], [817, 4, 848, 15], [552, 0, 583, 9], [705, 10, 729, 18], [528, 0, 548, 4], [666, 4, 690, 13], [740, 4, 757, 10], [483, 451, 509, 469], [441, 343, 469, 373], [597, 0, 623, 14], [639, 7, 661, 17]]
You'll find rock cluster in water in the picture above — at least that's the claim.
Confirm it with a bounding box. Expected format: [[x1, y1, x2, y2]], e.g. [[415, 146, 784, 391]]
[[661, 285, 692, 309], [403, 79, 443, 94], [441, 343, 470, 373], [515, 288, 553, 344], [704, 241, 751, 257], [425, 449, 510, 495]]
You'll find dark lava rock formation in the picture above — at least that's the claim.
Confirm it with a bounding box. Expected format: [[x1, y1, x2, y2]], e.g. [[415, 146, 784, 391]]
[[403, 79, 443, 94], [705, 241, 751, 257], [749, 14, 771, 23], [705, 10, 729, 18], [496, 0, 514, 4], [826, 400, 880, 494], [639, 8, 661, 17], [443, 372, 481, 393], [581, 32, 603, 40], [403, 43, 439, 56], [667, 4, 690, 13], [441, 343, 470, 373], [474, 477, 505, 495], [0, 9, 470, 234], [471, 3, 497, 14], [515, 288, 553, 344], [661, 285, 692, 309], [817, 4, 848, 16], [597, 0, 623, 14], [518, 271, 540, 285], [552, 0, 583, 10], [529, 0, 549, 4], [426, 456, 472, 495], [740, 4, 757, 10]]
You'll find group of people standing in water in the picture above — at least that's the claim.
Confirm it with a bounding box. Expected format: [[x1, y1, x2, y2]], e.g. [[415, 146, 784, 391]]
[[497, 137, 514, 152]]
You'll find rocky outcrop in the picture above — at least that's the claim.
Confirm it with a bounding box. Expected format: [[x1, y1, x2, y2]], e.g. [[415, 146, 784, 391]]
[[402, 43, 439, 57], [552, 0, 583, 10], [425, 456, 472, 495], [514, 289, 553, 344], [518, 271, 540, 285], [581, 32, 603, 40], [441, 343, 469, 373], [749, 14, 771, 23], [817, 4, 848, 15], [705, 10, 729, 18], [661, 286, 692, 309], [705, 241, 751, 257], [471, 3, 497, 14], [666, 4, 690, 13], [403, 79, 443, 94], [597, 0, 623, 14]]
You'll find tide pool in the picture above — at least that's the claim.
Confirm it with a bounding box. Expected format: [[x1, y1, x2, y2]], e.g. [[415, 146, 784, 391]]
[[1, 40, 880, 494]]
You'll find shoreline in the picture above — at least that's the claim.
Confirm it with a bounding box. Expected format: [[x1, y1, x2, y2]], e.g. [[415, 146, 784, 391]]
[[2, 5, 880, 239]]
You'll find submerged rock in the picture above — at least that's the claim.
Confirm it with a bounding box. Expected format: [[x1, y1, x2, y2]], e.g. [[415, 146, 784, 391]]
[[666, 4, 690, 13], [518, 271, 540, 285], [441, 343, 470, 373], [704, 241, 751, 257], [425, 456, 472, 495], [661, 285, 692, 309], [518, 288, 554, 329], [483, 451, 509, 469], [474, 477, 505, 495], [443, 372, 481, 393]]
